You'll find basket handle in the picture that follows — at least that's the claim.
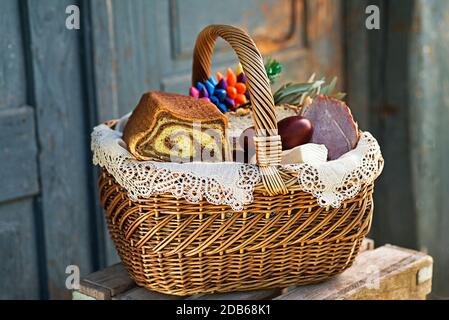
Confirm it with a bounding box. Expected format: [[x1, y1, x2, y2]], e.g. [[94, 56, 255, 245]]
[[192, 24, 287, 196]]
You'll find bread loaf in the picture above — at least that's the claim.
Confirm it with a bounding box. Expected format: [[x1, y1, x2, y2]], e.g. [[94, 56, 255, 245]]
[[123, 91, 229, 162]]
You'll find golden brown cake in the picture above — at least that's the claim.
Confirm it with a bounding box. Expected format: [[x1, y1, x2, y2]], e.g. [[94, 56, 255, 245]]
[[123, 91, 229, 162]]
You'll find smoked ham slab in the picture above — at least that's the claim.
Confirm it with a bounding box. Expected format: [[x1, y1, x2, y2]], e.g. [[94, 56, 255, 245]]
[[302, 95, 359, 160]]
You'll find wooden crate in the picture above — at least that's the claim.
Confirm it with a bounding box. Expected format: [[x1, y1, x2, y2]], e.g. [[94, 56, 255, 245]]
[[73, 240, 433, 300]]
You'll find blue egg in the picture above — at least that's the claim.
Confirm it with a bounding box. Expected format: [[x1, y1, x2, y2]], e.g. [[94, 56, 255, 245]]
[[196, 82, 205, 91], [214, 88, 227, 102], [210, 96, 220, 106], [205, 80, 215, 96], [217, 103, 228, 113], [208, 76, 217, 86]]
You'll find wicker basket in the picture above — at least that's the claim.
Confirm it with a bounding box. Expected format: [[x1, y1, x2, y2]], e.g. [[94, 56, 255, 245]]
[[98, 25, 380, 296]]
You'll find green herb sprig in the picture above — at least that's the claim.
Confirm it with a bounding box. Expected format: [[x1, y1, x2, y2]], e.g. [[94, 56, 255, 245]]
[[273, 73, 346, 107]]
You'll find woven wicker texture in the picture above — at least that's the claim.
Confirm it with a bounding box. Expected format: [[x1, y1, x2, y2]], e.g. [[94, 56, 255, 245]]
[[100, 172, 373, 295], [98, 25, 379, 296]]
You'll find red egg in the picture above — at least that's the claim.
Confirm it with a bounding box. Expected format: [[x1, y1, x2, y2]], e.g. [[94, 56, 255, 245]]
[[277, 116, 313, 150]]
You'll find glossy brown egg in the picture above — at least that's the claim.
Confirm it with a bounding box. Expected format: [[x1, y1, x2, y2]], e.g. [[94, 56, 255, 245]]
[[277, 116, 313, 150]]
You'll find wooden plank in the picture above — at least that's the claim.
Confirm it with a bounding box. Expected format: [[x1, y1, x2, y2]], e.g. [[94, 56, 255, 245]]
[[0, 107, 39, 202], [0, 199, 40, 299], [25, 0, 95, 299], [187, 289, 281, 301], [114, 287, 184, 300], [275, 245, 432, 300], [0, 0, 27, 110], [72, 291, 96, 300], [79, 263, 136, 300]]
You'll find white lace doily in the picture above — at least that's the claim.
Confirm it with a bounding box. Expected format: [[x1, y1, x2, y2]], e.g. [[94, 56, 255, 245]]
[[91, 115, 383, 210], [285, 132, 384, 207]]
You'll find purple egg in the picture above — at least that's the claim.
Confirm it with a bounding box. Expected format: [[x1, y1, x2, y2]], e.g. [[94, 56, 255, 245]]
[[224, 97, 235, 109], [199, 87, 209, 98], [237, 72, 247, 83], [216, 78, 228, 90]]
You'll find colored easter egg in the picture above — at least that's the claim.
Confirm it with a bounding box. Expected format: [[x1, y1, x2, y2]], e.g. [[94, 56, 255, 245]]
[[226, 86, 237, 99], [224, 97, 235, 110], [214, 88, 227, 102], [189, 86, 200, 98], [217, 103, 228, 113], [216, 71, 224, 80], [196, 82, 205, 91], [216, 78, 227, 90], [205, 80, 215, 96], [210, 96, 219, 106], [200, 97, 211, 102], [227, 68, 237, 87], [277, 116, 313, 150], [235, 93, 247, 105], [237, 72, 247, 83], [208, 76, 217, 86], [236, 63, 244, 75], [199, 87, 209, 98], [235, 83, 246, 94]]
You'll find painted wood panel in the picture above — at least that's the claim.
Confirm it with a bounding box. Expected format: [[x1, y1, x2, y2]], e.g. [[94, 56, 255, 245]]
[[0, 199, 40, 299], [89, 0, 161, 123], [25, 0, 95, 299], [0, 0, 42, 300], [0, 107, 39, 202], [0, 0, 27, 110], [344, 0, 449, 298], [408, 0, 449, 299], [159, 0, 343, 94], [344, 0, 418, 249]]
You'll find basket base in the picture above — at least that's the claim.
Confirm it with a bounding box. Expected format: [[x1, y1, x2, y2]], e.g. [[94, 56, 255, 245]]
[[131, 271, 346, 297], [118, 238, 363, 296]]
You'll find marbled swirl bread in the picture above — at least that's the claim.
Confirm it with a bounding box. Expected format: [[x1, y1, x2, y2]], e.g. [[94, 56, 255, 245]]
[[123, 91, 229, 162]]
